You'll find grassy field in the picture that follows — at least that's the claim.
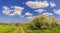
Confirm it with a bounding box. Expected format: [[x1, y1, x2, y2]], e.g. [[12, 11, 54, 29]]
[[0, 24, 16, 33], [21, 24, 60, 33], [24, 26, 60, 33], [0, 24, 60, 33]]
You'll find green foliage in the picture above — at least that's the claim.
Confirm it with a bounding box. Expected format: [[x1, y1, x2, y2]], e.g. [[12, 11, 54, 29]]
[[0, 25, 16, 33], [24, 26, 60, 33], [41, 25, 48, 29], [29, 15, 57, 30]]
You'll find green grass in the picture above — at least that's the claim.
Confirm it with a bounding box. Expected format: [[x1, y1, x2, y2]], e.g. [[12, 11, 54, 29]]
[[0, 25, 16, 33], [0, 24, 60, 33], [23, 26, 60, 33]]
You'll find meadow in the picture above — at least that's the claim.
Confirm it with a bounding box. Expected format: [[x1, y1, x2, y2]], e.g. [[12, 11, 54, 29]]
[[0, 24, 16, 33], [0, 24, 60, 33], [0, 15, 60, 33]]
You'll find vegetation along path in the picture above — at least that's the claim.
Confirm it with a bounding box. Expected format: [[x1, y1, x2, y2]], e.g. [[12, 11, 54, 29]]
[[9, 26, 25, 33]]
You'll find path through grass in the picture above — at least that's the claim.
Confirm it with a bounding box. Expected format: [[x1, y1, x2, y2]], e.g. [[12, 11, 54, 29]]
[[10, 26, 25, 33]]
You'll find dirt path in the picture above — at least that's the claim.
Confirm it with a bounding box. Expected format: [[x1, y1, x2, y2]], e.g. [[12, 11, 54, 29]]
[[20, 27, 25, 33], [13, 28, 19, 33], [9, 26, 25, 33]]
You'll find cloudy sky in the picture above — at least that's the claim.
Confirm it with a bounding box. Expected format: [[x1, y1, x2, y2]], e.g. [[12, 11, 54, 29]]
[[0, 0, 60, 23]]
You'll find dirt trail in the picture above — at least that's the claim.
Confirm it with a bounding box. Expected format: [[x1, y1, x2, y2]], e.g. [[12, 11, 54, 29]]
[[9, 26, 25, 33], [13, 28, 19, 33], [20, 26, 25, 33]]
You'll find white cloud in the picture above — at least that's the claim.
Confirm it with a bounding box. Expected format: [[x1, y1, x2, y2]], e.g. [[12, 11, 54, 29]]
[[35, 9, 46, 13], [24, 12, 34, 21], [25, 12, 33, 17], [13, 6, 24, 16], [2, 6, 12, 15], [3, 6, 9, 10], [42, 12, 53, 16], [20, 15, 25, 17], [25, 16, 35, 21], [54, 9, 60, 15], [26, 1, 49, 9], [2, 6, 24, 16], [26, 16, 34, 19], [50, 2, 56, 7]]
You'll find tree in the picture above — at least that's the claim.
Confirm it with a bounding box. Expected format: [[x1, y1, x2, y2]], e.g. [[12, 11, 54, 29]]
[[29, 15, 57, 30], [29, 16, 41, 29], [49, 16, 56, 26], [39, 15, 48, 25], [29, 15, 48, 29]]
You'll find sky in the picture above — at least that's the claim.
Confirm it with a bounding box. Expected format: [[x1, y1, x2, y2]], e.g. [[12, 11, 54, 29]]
[[0, 0, 60, 23]]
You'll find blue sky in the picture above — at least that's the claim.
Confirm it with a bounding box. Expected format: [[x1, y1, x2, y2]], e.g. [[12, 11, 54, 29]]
[[0, 0, 60, 23]]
